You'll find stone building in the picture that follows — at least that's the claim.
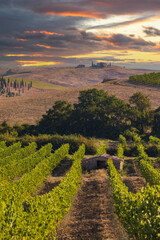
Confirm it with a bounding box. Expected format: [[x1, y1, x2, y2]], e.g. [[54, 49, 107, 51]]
[[82, 153, 124, 171]]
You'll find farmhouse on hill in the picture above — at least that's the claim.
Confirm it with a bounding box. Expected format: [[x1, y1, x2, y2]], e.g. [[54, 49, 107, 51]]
[[82, 153, 124, 171]]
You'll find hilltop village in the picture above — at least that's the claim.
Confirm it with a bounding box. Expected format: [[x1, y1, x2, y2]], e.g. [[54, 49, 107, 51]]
[[76, 61, 112, 69]]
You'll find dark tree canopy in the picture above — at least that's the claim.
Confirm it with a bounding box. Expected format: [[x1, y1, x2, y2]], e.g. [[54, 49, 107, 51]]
[[129, 92, 151, 112], [38, 88, 149, 139], [152, 107, 160, 138], [38, 101, 72, 134]]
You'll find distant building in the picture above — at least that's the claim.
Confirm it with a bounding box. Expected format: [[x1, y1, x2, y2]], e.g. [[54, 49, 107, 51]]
[[91, 61, 108, 69], [97, 62, 106, 68], [75, 64, 85, 68]]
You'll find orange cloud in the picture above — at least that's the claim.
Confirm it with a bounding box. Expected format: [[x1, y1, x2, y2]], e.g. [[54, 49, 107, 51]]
[[6, 54, 28, 57], [96, 35, 108, 39], [24, 30, 64, 36], [17, 61, 60, 67], [6, 53, 44, 57], [36, 44, 51, 49], [16, 38, 28, 42], [45, 11, 102, 18]]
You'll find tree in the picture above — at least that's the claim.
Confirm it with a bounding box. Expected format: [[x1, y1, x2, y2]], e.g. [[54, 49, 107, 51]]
[[38, 101, 72, 134], [152, 107, 160, 138], [72, 88, 131, 138], [129, 92, 151, 112], [129, 92, 153, 133]]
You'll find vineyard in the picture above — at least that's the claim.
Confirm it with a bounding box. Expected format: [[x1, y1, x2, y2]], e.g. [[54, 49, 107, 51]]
[[0, 136, 160, 239], [129, 72, 160, 86]]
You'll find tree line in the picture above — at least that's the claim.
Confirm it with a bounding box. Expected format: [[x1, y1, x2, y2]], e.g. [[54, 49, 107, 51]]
[[0, 76, 32, 97], [129, 72, 160, 86], [0, 88, 159, 139], [37, 88, 159, 139]]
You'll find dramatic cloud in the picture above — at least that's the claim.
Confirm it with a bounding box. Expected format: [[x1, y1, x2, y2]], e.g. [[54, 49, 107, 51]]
[[87, 15, 154, 30], [103, 34, 155, 47], [143, 26, 160, 36], [0, 0, 160, 68], [11, 0, 160, 18]]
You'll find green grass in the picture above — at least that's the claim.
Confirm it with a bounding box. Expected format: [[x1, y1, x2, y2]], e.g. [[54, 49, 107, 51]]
[[4, 77, 68, 90]]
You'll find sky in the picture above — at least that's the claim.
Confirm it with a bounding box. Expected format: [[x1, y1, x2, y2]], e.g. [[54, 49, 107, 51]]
[[0, 0, 160, 69]]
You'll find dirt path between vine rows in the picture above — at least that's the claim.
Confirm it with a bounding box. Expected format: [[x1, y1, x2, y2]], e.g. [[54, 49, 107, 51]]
[[56, 169, 129, 240]]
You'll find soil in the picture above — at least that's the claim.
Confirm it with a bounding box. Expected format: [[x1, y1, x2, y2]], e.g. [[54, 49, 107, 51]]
[[122, 176, 146, 194], [56, 169, 129, 240], [122, 159, 146, 193], [35, 158, 72, 196]]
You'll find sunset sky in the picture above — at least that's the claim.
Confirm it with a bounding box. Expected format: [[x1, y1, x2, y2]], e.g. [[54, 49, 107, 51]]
[[1, 0, 160, 69]]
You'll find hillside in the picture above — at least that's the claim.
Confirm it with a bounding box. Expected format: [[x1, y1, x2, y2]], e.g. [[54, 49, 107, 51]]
[[0, 78, 159, 125], [0, 65, 156, 87], [0, 65, 159, 125]]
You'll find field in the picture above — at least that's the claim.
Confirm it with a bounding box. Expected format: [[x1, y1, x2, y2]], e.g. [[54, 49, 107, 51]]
[[0, 65, 156, 87], [0, 135, 159, 239], [0, 65, 159, 125], [4, 77, 68, 90], [0, 75, 160, 125]]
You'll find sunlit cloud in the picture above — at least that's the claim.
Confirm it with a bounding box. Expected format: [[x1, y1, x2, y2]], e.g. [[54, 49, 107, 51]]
[[64, 49, 160, 63], [6, 54, 28, 57], [6, 53, 44, 57], [36, 44, 52, 49], [24, 30, 64, 36], [87, 14, 154, 30], [45, 11, 102, 18], [1, 0, 160, 69], [17, 61, 61, 67], [16, 38, 28, 42]]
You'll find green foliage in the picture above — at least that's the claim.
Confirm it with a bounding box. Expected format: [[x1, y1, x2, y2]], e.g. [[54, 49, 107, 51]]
[[149, 136, 160, 145], [116, 135, 126, 158], [0, 141, 6, 149], [117, 143, 124, 158], [0, 142, 21, 159], [1, 144, 84, 239], [0, 133, 96, 155], [38, 101, 73, 135], [0, 142, 37, 167], [108, 158, 160, 239], [37, 88, 154, 138], [119, 135, 127, 147], [37, 88, 134, 139], [0, 144, 70, 239], [95, 143, 106, 155], [140, 160, 160, 185], [0, 76, 33, 97], [6, 77, 67, 90], [128, 92, 153, 133], [0, 143, 53, 182], [149, 136, 160, 158], [130, 72, 160, 86], [0, 88, 156, 139], [136, 144, 149, 161], [124, 127, 139, 141], [133, 134, 149, 161], [152, 108, 160, 138], [133, 134, 142, 144], [129, 92, 151, 112]]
